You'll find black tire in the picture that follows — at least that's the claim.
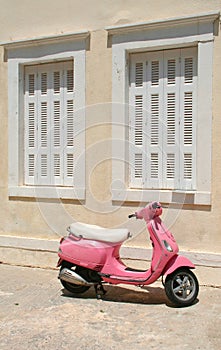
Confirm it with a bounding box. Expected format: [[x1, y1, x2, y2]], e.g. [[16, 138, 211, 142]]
[[60, 279, 90, 294], [60, 263, 91, 294], [165, 268, 199, 307]]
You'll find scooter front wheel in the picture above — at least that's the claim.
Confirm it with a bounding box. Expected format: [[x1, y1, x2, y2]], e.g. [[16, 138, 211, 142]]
[[165, 268, 199, 307]]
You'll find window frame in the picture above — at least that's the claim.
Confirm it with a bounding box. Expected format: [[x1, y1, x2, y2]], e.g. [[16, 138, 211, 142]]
[[5, 32, 88, 200], [107, 12, 219, 205]]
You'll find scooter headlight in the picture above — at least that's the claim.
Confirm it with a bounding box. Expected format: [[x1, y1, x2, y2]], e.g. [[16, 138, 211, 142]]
[[162, 240, 173, 252]]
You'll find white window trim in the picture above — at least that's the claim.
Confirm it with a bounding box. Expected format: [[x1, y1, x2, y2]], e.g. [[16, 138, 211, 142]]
[[107, 11, 220, 205], [3, 31, 89, 200]]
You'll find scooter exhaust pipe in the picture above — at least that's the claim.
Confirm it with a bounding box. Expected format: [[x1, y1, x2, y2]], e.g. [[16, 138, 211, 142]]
[[59, 267, 93, 286]]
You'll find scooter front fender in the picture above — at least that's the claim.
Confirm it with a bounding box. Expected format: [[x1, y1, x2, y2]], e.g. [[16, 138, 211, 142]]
[[163, 254, 195, 276]]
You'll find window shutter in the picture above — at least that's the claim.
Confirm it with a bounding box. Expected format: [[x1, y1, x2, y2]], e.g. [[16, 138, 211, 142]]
[[24, 61, 75, 187], [38, 97, 51, 185], [36, 66, 51, 186], [162, 49, 180, 189], [179, 48, 197, 189], [146, 53, 164, 188], [129, 57, 146, 188], [63, 64, 75, 186], [129, 47, 197, 190], [130, 52, 164, 189], [51, 70, 63, 186], [24, 69, 38, 185]]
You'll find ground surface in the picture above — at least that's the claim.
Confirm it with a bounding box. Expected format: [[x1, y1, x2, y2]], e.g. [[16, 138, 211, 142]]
[[0, 264, 220, 350]]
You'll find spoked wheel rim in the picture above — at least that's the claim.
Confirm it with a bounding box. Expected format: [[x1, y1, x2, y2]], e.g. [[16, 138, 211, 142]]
[[172, 271, 197, 302], [165, 268, 199, 306]]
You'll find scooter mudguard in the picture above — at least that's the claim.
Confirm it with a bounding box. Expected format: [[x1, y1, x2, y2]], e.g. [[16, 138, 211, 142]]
[[163, 254, 195, 276]]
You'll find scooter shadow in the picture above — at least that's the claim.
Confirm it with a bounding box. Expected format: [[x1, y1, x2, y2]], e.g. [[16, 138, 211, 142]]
[[61, 285, 169, 306]]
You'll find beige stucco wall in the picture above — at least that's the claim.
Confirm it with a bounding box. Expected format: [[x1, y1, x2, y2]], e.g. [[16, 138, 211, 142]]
[[0, 0, 220, 41], [0, 0, 221, 263]]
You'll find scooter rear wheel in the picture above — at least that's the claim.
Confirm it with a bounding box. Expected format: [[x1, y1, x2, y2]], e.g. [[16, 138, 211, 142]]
[[60, 279, 90, 294], [165, 268, 199, 307], [60, 264, 90, 294]]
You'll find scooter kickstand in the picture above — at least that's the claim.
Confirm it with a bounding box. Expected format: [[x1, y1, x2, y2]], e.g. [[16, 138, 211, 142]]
[[94, 283, 107, 300]]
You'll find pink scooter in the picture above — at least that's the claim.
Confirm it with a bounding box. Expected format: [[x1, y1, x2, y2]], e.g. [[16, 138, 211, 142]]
[[57, 202, 199, 306]]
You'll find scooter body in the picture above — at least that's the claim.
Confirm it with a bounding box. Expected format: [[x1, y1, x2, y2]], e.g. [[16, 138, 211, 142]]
[[57, 202, 199, 306]]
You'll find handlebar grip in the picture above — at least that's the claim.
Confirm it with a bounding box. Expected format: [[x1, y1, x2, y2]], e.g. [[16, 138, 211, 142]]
[[128, 214, 136, 218]]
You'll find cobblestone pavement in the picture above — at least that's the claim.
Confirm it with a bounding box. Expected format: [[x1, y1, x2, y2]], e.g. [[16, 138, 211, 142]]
[[0, 264, 220, 350]]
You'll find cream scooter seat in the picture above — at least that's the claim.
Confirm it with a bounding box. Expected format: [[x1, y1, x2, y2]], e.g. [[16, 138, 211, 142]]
[[68, 222, 131, 243]]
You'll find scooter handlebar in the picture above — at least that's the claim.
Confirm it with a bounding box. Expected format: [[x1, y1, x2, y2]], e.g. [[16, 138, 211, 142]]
[[128, 214, 136, 219]]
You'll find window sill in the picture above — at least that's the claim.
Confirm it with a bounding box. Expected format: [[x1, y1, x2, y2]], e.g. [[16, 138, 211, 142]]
[[112, 188, 211, 205], [8, 186, 85, 201]]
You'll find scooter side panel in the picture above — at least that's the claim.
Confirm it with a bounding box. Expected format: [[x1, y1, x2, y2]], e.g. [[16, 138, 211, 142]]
[[58, 236, 121, 271]]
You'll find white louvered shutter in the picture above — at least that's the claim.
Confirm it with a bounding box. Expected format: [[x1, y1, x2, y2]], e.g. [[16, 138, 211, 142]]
[[37, 65, 52, 185], [179, 48, 197, 190], [129, 48, 197, 190], [146, 52, 164, 188], [129, 52, 164, 189], [24, 61, 75, 186], [63, 65, 75, 186], [129, 56, 146, 188], [162, 49, 181, 189], [50, 63, 64, 186], [24, 68, 38, 185]]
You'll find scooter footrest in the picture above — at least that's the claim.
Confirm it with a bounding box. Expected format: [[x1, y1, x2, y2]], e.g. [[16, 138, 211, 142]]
[[99, 272, 111, 278]]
